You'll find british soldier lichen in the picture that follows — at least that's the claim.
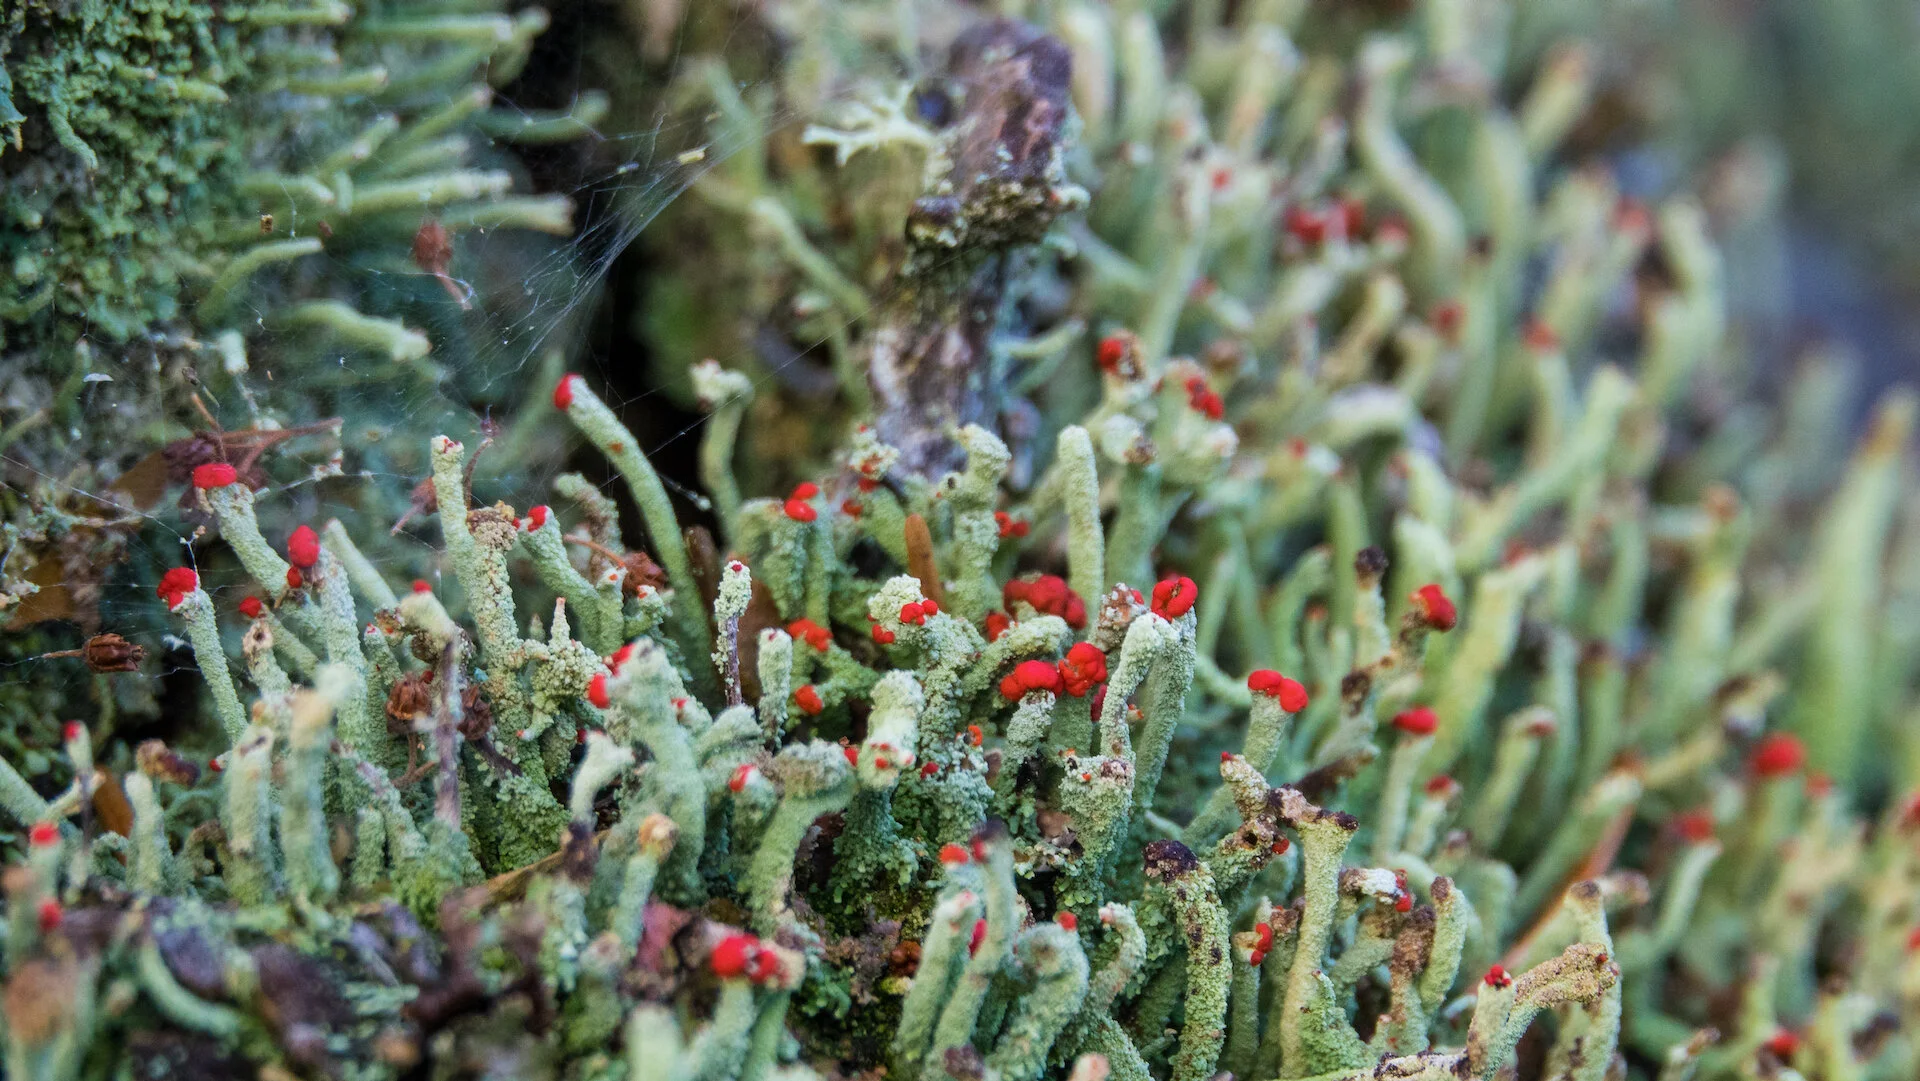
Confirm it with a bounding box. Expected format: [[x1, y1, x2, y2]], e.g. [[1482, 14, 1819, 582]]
[[8, 2, 1920, 1081]]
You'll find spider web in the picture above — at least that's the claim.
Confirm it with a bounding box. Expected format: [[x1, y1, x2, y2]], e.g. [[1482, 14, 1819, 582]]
[[0, 3, 916, 753]]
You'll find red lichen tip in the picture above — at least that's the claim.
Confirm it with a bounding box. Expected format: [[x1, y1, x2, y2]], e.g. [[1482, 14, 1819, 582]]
[[939, 842, 971, 865], [1672, 811, 1715, 843], [1184, 376, 1226, 420], [983, 612, 1012, 642], [1254, 922, 1275, 953], [1058, 642, 1109, 697], [1411, 584, 1457, 631], [526, 505, 550, 531], [412, 579, 433, 594], [790, 481, 819, 500], [1750, 733, 1806, 779], [1055, 911, 1078, 931], [29, 822, 59, 847], [1247, 921, 1273, 965], [606, 643, 637, 673], [842, 745, 860, 767], [62, 721, 83, 744], [899, 601, 927, 626], [711, 933, 759, 979], [553, 374, 580, 409], [1000, 659, 1065, 701], [238, 595, 263, 620], [793, 684, 825, 716], [37, 899, 62, 933], [1482, 965, 1512, 989], [1391, 706, 1439, 736], [967, 724, 984, 747], [1004, 574, 1087, 629], [1285, 205, 1328, 247], [1763, 1030, 1799, 1060], [286, 567, 304, 590], [729, 763, 756, 793], [968, 918, 988, 956], [1522, 319, 1561, 353], [1423, 774, 1459, 797], [1150, 576, 1198, 620], [191, 462, 238, 489], [870, 624, 896, 645], [1096, 333, 1131, 374], [920, 761, 939, 779], [287, 524, 321, 569], [783, 497, 818, 523], [787, 619, 832, 651], [156, 567, 199, 608], [586, 673, 611, 710], [921, 599, 939, 617], [1246, 670, 1309, 712], [994, 511, 1030, 539]]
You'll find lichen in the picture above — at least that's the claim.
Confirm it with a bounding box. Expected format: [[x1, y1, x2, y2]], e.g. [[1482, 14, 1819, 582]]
[[8, 3, 1920, 1081]]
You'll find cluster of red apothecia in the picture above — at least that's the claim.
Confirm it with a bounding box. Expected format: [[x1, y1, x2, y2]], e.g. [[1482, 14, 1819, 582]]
[[1183, 376, 1225, 421], [1245, 669, 1310, 713], [1000, 575, 1087, 633], [793, 685, 824, 716], [1408, 583, 1457, 632], [785, 619, 832, 651], [708, 932, 785, 985], [996, 643, 1109, 701], [286, 525, 320, 589], [781, 482, 820, 522], [870, 598, 942, 645], [155, 566, 199, 609], [1247, 920, 1277, 966]]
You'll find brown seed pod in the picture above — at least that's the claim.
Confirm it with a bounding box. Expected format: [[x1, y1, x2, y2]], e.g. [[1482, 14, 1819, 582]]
[[81, 633, 145, 672]]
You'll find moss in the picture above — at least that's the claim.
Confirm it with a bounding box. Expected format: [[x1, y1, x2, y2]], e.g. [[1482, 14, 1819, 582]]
[[0, 0, 249, 345]]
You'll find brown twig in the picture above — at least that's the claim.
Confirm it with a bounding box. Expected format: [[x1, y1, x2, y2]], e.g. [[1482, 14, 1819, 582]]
[[562, 533, 626, 565], [904, 513, 949, 609]]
